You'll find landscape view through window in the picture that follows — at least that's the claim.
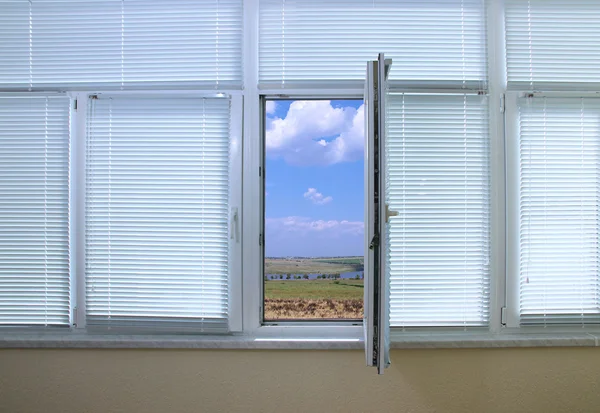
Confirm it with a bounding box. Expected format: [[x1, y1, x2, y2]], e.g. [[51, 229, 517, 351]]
[[264, 99, 364, 320]]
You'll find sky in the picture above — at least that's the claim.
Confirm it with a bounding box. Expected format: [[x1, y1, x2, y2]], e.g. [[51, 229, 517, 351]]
[[265, 99, 364, 258]]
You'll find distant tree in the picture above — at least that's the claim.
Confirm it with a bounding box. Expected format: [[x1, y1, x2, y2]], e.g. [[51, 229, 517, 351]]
[[355, 274, 360, 280], [286, 274, 290, 280], [317, 275, 321, 279], [279, 274, 283, 280], [303, 274, 309, 280]]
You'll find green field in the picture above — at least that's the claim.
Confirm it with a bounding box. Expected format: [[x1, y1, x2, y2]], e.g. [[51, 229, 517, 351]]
[[265, 279, 364, 300]]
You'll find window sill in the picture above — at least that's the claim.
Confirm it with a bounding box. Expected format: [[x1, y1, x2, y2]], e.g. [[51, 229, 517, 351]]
[[1, 330, 599, 350]]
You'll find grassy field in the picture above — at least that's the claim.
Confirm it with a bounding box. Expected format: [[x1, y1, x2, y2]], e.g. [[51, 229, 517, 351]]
[[264, 279, 363, 320], [265, 256, 363, 275]]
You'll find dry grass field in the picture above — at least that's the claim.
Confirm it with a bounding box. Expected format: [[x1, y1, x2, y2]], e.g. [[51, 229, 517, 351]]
[[264, 279, 364, 320]]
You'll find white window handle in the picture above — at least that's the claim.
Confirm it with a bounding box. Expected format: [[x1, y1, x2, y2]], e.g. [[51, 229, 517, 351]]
[[385, 204, 399, 223], [230, 207, 239, 242]]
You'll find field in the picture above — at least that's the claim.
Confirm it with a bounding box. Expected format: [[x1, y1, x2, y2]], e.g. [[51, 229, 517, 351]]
[[264, 279, 364, 320], [265, 256, 363, 275]]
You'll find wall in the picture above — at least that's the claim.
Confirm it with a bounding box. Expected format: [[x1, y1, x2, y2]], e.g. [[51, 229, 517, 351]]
[[1, 348, 599, 413]]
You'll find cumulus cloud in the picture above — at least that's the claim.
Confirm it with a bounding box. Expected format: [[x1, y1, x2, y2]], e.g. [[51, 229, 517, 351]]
[[265, 101, 277, 115], [303, 188, 332, 205], [266, 100, 364, 166], [266, 216, 363, 237]]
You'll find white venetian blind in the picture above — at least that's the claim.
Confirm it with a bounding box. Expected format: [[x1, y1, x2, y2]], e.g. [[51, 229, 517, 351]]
[[519, 97, 600, 325], [505, 0, 600, 91], [86, 96, 231, 332], [259, 0, 488, 90], [386, 94, 490, 327], [0, 96, 70, 326], [0, 0, 243, 90]]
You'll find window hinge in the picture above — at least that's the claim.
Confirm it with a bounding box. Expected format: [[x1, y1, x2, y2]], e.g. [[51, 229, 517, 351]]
[[74, 99, 78, 111], [259, 166, 262, 177], [500, 306, 507, 326], [500, 94, 505, 114], [259, 233, 263, 246], [72, 306, 78, 327]]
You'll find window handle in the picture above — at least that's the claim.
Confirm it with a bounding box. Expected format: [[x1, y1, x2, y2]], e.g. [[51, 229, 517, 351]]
[[230, 207, 239, 242], [385, 204, 399, 223]]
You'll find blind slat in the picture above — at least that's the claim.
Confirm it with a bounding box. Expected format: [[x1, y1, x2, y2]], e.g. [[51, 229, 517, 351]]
[[0, 96, 70, 326], [259, 0, 488, 90], [85, 96, 231, 332], [387, 94, 490, 327]]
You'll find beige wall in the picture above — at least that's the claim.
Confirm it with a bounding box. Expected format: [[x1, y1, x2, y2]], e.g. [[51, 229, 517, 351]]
[[1, 348, 599, 413]]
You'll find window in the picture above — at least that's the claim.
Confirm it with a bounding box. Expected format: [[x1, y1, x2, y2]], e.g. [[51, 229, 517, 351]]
[[259, 0, 488, 89], [0, 95, 71, 326], [505, 0, 600, 327], [258, 0, 490, 328], [85, 95, 238, 332], [0, 0, 243, 331], [5, 0, 600, 343], [0, 0, 243, 89], [505, 0, 600, 91], [515, 97, 600, 326], [387, 94, 490, 327]]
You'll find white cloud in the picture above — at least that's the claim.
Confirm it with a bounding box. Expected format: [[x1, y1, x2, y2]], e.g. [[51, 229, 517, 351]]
[[266, 100, 364, 166], [303, 187, 332, 205], [266, 216, 364, 237], [265, 101, 277, 115]]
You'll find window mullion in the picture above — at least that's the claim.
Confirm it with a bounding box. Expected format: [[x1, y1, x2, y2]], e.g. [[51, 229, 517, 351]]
[[69, 92, 88, 329], [504, 91, 521, 328], [487, 0, 508, 332]]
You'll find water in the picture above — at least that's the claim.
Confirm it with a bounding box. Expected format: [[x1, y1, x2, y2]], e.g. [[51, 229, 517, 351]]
[[266, 271, 363, 280]]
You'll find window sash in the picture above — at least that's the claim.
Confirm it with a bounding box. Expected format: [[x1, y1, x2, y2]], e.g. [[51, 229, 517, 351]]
[[515, 95, 600, 326], [386, 93, 491, 327], [84, 95, 233, 332]]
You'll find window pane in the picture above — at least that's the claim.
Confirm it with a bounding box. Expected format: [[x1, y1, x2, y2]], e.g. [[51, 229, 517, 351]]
[[0, 96, 70, 326], [86, 96, 231, 332], [263, 99, 364, 320], [387, 94, 490, 327], [519, 97, 600, 325], [505, 0, 600, 90], [0, 0, 243, 89], [259, 0, 487, 89]]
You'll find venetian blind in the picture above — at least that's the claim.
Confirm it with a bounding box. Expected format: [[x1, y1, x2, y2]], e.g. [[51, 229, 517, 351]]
[[85, 96, 231, 332]]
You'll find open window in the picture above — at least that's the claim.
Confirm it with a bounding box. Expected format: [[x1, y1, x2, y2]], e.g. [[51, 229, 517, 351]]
[[262, 98, 365, 322], [364, 54, 392, 374]]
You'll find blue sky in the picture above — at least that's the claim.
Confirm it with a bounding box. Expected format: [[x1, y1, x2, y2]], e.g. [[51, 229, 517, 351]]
[[265, 99, 364, 257]]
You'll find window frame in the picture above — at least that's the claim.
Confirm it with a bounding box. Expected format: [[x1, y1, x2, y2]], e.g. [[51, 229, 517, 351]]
[[505, 90, 600, 330], [258, 93, 366, 327]]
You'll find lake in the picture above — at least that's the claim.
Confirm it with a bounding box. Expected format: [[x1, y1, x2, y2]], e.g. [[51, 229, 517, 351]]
[[266, 271, 363, 280]]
